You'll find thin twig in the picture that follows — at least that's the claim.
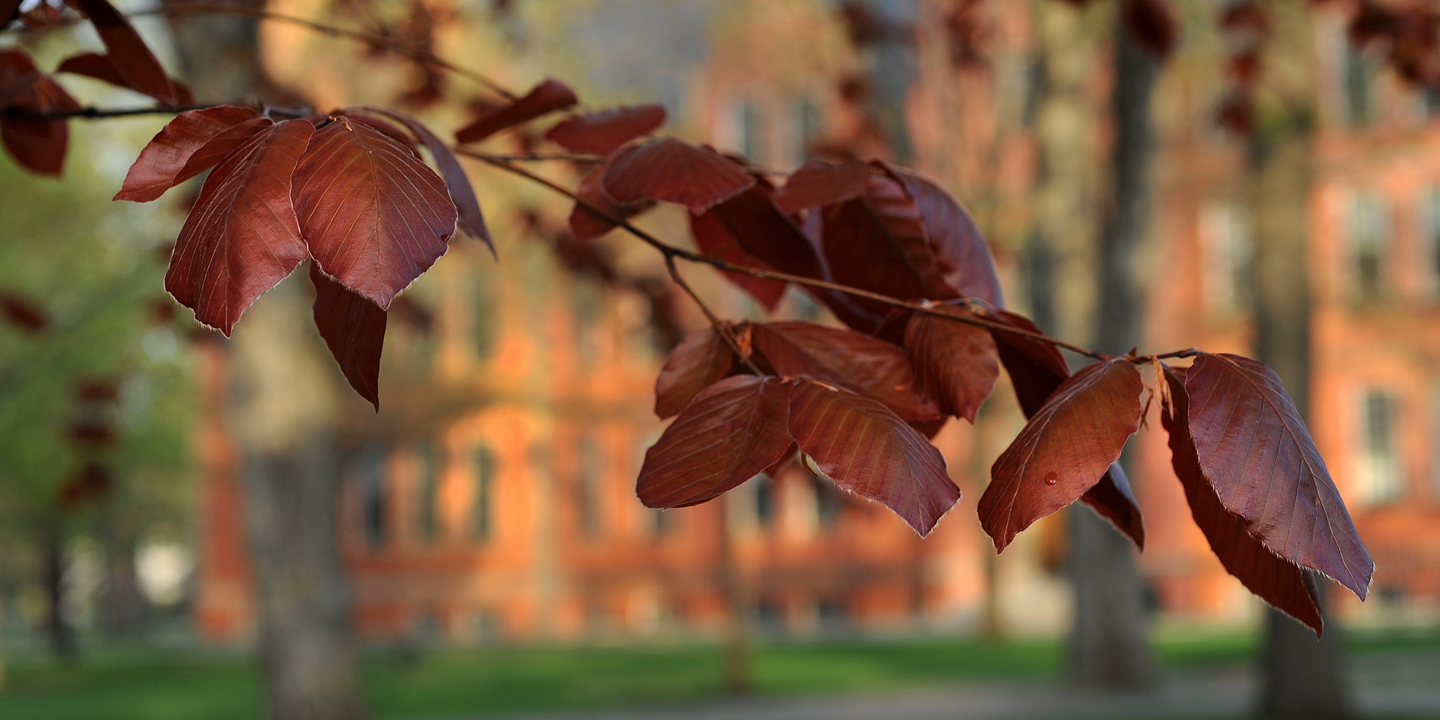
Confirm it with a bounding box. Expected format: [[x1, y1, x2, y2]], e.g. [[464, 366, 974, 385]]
[[3, 104, 213, 119], [663, 256, 764, 376]]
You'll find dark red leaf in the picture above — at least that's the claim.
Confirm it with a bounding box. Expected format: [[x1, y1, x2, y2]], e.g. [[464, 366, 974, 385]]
[[979, 358, 1143, 552], [638, 375, 793, 508], [1185, 352, 1374, 600], [654, 324, 743, 419], [352, 107, 493, 252], [602, 138, 757, 213], [293, 116, 457, 310], [1084, 463, 1146, 550], [544, 105, 666, 155], [310, 263, 386, 410], [0, 292, 49, 333], [75, 379, 119, 402], [454, 78, 578, 144], [67, 0, 185, 105], [164, 119, 314, 335], [2, 0, 20, 25], [886, 164, 1005, 307], [987, 309, 1070, 417], [1162, 364, 1322, 635], [690, 208, 788, 310], [1, 50, 79, 176], [69, 419, 116, 447], [115, 105, 268, 202], [773, 159, 872, 213], [56, 52, 192, 105], [903, 305, 998, 422], [1121, 0, 1178, 60], [569, 159, 654, 240], [752, 321, 939, 422], [708, 183, 827, 281], [788, 379, 959, 536]]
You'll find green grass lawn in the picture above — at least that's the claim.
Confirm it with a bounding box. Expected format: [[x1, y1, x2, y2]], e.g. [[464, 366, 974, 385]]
[[0, 629, 1431, 720]]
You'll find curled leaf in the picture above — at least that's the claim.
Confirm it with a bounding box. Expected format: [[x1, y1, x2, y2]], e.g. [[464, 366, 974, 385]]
[[654, 324, 740, 419], [311, 264, 386, 411], [903, 305, 999, 423], [454, 78, 578, 144], [56, 52, 192, 104], [690, 208, 788, 310], [886, 164, 1004, 307], [67, 0, 186, 105], [116, 105, 268, 202], [753, 321, 939, 422], [638, 375, 793, 508], [544, 105, 666, 154], [569, 158, 654, 240], [602, 138, 756, 213]]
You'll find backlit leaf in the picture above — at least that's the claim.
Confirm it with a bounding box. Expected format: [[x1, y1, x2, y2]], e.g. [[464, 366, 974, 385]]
[[544, 105, 666, 154], [293, 116, 457, 310], [788, 379, 959, 536], [886, 164, 1004, 307], [311, 263, 386, 411], [1, 49, 80, 176], [164, 119, 314, 335], [353, 107, 492, 252], [569, 158, 654, 240], [980, 358, 1143, 552], [454, 78, 577, 144], [56, 52, 192, 105], [903, 305, 998, 422], [773, 159, 872, 213], [1162, 364, 1322, 634], [115, 105, 268, 202], [753, 321, 940, 422], [654, 324, 741, 419], [638, 375, 792, 508], [1185, 352, 1374, 600], [68, 0, 186, 105], [603, 138, 756, 213]]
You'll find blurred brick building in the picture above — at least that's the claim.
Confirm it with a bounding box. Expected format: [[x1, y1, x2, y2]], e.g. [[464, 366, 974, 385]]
[[193, 1, 1440, 645]]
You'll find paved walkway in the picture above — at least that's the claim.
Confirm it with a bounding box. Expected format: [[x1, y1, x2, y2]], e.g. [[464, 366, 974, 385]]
[[466, 650, 1440, 720]]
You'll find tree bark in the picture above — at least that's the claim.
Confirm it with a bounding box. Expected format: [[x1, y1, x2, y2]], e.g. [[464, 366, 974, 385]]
[[161, 8, 371, 716], [42, 515, 76, 659], [1066, 9, 1158, 690]]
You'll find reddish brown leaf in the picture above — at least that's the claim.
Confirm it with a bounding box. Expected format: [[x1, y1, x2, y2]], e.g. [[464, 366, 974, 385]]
[[709, 183, 827, 281], [310, 263, 386, 410], [1086, 463, 1146, 550], [1185, 352, 1374, 600], [1162, 364, 1322, 634], [819, 169, 951, 319], [115, 106, 268, 202], [67, 0, 185, 105], [293, 117, 457, 310], [638, 375, 793, 508], [690, 208, 788, 310], [454, 78, 577, 144], [773, 159, 872, 213], [654, 325, 742, 418], [544, 105, 666, 155], [602, 138, 756, 213], [979, 358, 1143, 552], [753, 321, 939, 422], [787, 379, 959, 536], [75, 379, 119, 402], [1, 50, 79, 176], [0, 292, 48, 333], [56, 52, 192, 105], [164, 119, 314, 335], [886, 164, 1004, 307], [987, 309, 1070, 417], [569, 159, 654, 240], [903, 305, 998, 423], [353, 107, 492, 252], [1122, 0, 1178, 60]]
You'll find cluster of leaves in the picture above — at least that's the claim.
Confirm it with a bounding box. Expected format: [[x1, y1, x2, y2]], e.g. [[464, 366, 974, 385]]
[[2, 4, 1375, 636]]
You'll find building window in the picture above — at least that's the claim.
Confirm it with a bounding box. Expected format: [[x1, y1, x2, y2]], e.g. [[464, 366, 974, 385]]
[[1357, 389, 1402, 506], [1348, 192, 1389, 303], [813, 475, 843, 531], [1419, 187, 1440, 299], [792, 97, 822, 165], [737, 100, 763, 163], [572, 280, 603, 368], [472, 276, 495, 360], [358, 446, 387, 550], [577, 436, 604, 540], [471, 445, 495, 542], [1200, 203, 1254, 312], [416, 442, 441, 543], [1344, 39, 1377, 128], [753, 473, 775, 529]]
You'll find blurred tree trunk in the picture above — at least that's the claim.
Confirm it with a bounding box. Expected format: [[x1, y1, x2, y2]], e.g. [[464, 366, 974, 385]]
[[1068, 12, 1157, 690], [1250, 4, 1352, 717], [164, 8, 370, 719], [100, 511, 146, 637], [42, 515, 75, 659]]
